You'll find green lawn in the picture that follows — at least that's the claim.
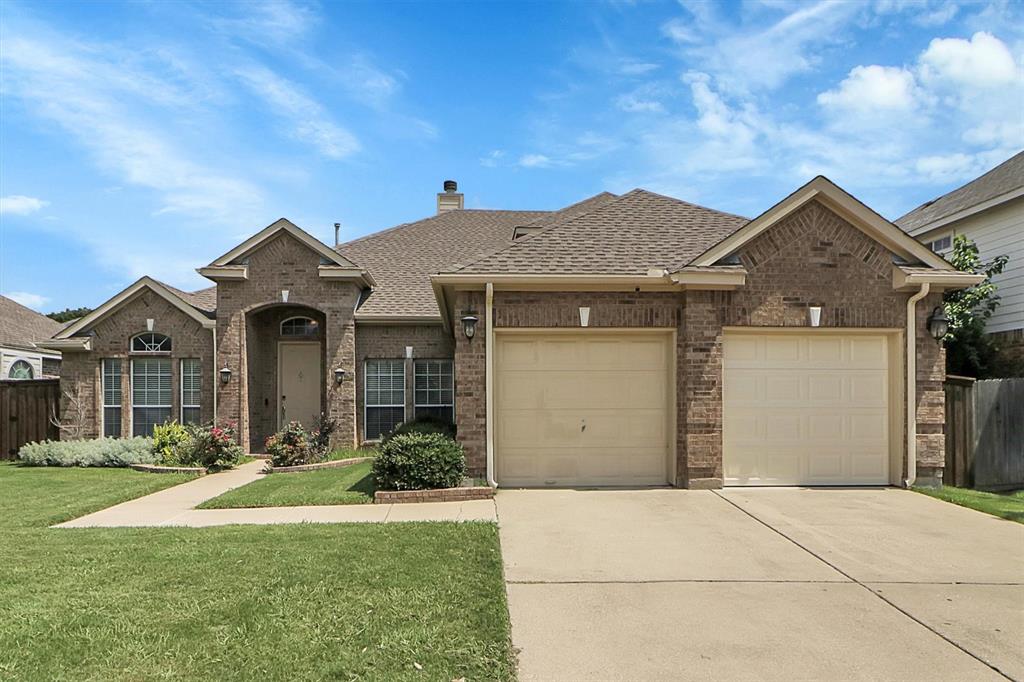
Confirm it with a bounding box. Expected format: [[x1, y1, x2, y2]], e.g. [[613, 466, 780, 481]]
[[0, 463, 515, 681], [199, 461, 377, 508], [915, 486, 1024, 523]]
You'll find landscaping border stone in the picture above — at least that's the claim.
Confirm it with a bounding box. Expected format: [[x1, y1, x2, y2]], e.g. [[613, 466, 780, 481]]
[[267, 456, 374, 474], [373, 486, 495, 504], [130, 463, 207, 475]]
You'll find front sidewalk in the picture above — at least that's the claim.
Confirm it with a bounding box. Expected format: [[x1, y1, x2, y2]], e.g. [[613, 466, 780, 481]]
[[54, 460, 496, 528]]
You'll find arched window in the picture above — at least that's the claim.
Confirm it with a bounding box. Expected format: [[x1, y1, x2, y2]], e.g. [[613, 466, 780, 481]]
[[281, 317, 318, 337], [8, 360, 34, 379], [131, 333, 172, 353]]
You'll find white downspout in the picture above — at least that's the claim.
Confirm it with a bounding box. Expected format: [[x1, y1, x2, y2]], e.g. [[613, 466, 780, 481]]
[[904, 282, 930, 488], [211, 326, 218, 423], [485, 282, 497, 488]]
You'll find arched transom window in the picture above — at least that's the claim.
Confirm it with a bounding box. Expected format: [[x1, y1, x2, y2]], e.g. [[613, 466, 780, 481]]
[[131, 333, 172, 353], [8, 360, 34, 379], [281, 317, 318, 337]]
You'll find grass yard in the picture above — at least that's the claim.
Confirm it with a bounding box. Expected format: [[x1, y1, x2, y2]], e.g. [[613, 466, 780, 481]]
[[198, 461, 377, 508], [0, 463, 515, 681], [915, 486, 1024, 523]]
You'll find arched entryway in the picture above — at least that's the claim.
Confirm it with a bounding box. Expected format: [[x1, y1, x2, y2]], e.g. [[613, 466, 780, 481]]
[[245, 304, 326, 452]]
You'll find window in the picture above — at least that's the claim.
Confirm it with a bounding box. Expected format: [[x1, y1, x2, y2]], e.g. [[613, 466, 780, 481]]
[[132, 357, 171, 437], [8, 360, 33, 379], [414, 359, 454, 423], [131, 333, 172, 353], [929, 235, 952, 253], [281, 317, 318, 337], [102, 359, 122, 438], [181, 359, 201, 425], [365, 359, 405, 439]]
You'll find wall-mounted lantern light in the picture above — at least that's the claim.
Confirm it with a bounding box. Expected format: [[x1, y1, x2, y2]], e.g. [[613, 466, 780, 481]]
[[461, 312, 479, 339], [334, 367, 346, 384], [219, 366, 232, 384], [927, 306, 949, 341]]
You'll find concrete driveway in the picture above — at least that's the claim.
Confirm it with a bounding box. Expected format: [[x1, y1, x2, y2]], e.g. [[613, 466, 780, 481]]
[[497, 487, 1024, 681]]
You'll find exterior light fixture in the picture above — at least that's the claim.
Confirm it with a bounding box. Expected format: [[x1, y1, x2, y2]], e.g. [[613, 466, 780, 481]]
[[219, 366, 232, 384], [334, 367, 346, 384], [927, 306, 949, 341], [461, 312, 479, 339]]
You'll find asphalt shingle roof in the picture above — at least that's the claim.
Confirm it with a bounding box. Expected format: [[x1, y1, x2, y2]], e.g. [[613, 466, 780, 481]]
[[0, 295, 63, 350], [161, 283, 217, 315], [896, 151, 1024, 233], [452, 189, 749, 275]]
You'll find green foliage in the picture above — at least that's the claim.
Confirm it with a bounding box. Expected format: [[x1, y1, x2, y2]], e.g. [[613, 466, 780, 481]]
[[153, 422, 243, 469], [18, 437, 155, 467], [45, 306, 93, 323], [381, 414, 457, 445], [943, 235, 1019, 377], [265, 417, 336, 467], [373, 432, 466, 491]]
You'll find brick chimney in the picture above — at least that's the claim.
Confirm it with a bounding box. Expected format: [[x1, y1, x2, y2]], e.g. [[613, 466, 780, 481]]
[[437, 179, 464, 214]]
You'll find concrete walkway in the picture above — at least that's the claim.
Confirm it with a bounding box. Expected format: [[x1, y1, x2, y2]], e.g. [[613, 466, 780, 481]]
[[498, 487, 1024, 682], [55, 460, 496, 528]]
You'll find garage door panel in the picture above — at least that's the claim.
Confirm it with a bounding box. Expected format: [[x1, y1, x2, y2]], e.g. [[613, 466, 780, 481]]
[[496, 332, 672, 487], [724, 333, 892, 487]]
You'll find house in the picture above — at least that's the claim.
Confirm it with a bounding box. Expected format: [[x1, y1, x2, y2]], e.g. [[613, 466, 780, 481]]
[[0, 295, 62, 380], [896, 151, 1024, 364], [41, 177, 983, 488]]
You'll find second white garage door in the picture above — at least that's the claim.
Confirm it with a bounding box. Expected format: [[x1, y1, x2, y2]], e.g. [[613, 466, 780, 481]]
[[723, 332, 894, 486], [495, 331, 672, 487]]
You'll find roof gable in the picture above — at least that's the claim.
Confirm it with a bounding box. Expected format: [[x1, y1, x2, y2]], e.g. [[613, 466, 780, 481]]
[[55, 277, 215, 339], [209, 218, 359, 268], [0, 295, 62, 350], [689, 176, 952, 271]]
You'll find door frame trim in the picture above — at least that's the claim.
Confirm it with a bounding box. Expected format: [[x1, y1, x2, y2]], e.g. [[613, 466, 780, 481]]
[[721, 327, 904, 486], [492, 327, 678, 487], [276, 340, 322, 431]]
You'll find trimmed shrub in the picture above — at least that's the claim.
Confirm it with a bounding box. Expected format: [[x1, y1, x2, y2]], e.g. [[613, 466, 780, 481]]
[[153, 422, 192, 466], [265, 417, 335, 467], [372, 432, 465, 491], [381, 415, 456, 445], [152, 422, 243, 469], [18, 438, 155, 467]]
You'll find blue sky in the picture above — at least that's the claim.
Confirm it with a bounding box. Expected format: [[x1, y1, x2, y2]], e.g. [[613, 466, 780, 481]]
[[1, 0, 1022, 312]]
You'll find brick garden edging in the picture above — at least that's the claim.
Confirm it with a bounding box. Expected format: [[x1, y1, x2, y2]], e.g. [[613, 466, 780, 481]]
[[130, 464, 207, 475], [373, 487, 495, 504], [266, 456, 374, 474]]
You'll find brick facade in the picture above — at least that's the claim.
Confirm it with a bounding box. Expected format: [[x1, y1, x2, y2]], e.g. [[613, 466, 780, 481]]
[[58, 289, 214, 439]]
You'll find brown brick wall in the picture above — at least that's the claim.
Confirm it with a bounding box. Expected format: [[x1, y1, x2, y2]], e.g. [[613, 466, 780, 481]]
[[454, 290, 487, 474], [354, 323, 454, 442], [215, 232, 361, 451], [58, 288, 214, 438]]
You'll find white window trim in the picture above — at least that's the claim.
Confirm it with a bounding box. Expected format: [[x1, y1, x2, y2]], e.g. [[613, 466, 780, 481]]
[[131, 357, 172, 436], [180, 358, 201, 424], [7, 357, 35, 379], [102, 358, 122, 438], [364, 359, 406, 440], [413, 359, 454, 418], [928, 233, 953, 254], [130, 332, 172, 354]]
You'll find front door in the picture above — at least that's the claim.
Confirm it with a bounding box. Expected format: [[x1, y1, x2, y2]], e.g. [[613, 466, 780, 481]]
[[278, 342, 322, 430]]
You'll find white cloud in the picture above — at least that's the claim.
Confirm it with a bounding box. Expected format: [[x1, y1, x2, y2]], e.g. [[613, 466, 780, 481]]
[[913, 153, 991, 184], [918, 31, 1019, 88], [618, 60, 660, 76], [817, 65, 919, 112], [235, 66, 360, 159], [3, 291, 49, 310], [0, 195, 48, 215], [518, 153, 553, 168], [479, 150, 505, 167], [616, 93, 665, 113], [661, 18, 700, 44], [210, 0, 316, 46]]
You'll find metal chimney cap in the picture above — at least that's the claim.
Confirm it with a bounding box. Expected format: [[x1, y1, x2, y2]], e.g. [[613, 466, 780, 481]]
[[443, 179, 458, 193]]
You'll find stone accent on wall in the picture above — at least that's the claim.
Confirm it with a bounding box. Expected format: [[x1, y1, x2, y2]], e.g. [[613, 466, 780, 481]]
[[214, 232, 361, 451], [58, 288, 214, 439], [354, 323, 454, 443]]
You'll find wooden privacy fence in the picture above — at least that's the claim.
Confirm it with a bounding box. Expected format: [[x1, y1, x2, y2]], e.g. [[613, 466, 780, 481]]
[[944, 376, 1024, 491], [0, 379, 60, 460]]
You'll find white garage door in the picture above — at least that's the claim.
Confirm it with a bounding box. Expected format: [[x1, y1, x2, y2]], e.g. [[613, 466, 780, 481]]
[[496, 331, 672, 487], [723, 333, 892, 486]]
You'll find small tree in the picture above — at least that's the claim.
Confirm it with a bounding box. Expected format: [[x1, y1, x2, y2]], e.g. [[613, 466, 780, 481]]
[[942, 235, 1011, 378]]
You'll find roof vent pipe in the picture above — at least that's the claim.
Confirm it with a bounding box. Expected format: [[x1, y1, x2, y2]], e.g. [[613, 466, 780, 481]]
[[443, 179, 458, 193], [334, 222, 341, 247]]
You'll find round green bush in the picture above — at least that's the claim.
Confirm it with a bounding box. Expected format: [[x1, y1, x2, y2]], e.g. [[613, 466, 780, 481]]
[[372, 432, 466, 491], [380, 415, 456, 445]]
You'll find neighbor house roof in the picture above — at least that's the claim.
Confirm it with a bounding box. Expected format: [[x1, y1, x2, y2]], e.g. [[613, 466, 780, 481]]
[[450, 189, 749, 275], [337, 209, 549, 318], [896, 151, 1024, 235], [0, 295, 63, 352]]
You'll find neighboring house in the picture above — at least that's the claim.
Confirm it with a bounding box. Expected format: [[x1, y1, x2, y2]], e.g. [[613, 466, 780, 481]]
[[897, 151, 1024, 363], [0, 295, 62, 380], [41, 178, 982, 488]]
